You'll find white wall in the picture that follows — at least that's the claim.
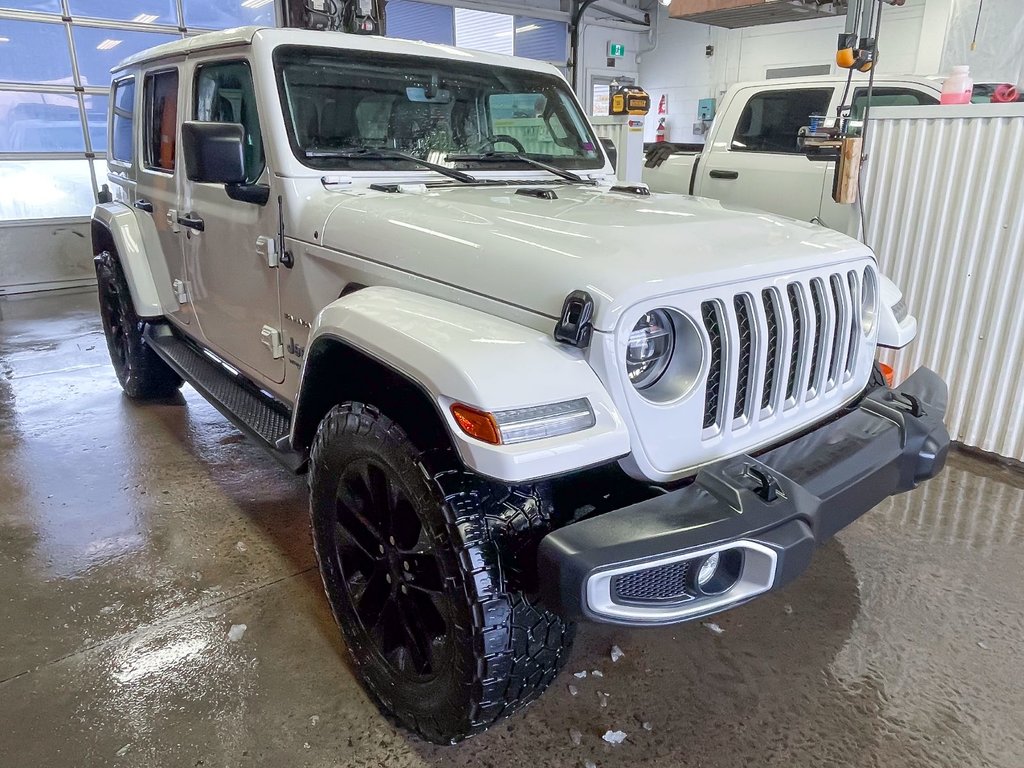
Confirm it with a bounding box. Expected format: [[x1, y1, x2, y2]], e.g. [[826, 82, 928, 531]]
[[942, 0, 1024, 83], [638, 0, 954, 144]]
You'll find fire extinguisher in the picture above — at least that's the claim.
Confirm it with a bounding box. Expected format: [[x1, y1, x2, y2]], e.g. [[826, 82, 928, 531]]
[[656, 117, 667, 142]]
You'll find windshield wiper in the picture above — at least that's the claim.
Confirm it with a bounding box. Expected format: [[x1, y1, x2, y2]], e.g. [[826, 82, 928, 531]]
[[304, 147, 478, 184], [445, 152, 592, 184]]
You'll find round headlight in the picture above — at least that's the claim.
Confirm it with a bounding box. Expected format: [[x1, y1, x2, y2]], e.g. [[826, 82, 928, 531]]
[[626, 310, 674, 389], [861, 268, 878, 336]]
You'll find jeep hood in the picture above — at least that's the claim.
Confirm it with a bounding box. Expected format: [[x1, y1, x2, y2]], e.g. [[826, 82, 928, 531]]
[[318, 184, 871, 332]]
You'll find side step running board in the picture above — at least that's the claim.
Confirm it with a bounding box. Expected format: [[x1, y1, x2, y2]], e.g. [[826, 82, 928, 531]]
[[144, 325, 306, 473]]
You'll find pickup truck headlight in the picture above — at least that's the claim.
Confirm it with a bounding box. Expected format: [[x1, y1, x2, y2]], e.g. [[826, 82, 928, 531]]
[[627, 310, 675, 389], [861, 268, 878, 336]]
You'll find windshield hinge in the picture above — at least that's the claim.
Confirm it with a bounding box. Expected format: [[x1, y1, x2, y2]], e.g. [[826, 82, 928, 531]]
[[257, 235, 278, 268], [321, 175, 353, 189]]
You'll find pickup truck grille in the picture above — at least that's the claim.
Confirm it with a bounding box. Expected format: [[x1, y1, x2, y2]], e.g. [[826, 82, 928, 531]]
[[700, 269, 862, 433]]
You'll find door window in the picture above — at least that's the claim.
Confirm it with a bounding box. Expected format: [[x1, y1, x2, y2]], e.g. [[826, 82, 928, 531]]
[[143, 69, 179, 172], [846, 87, 937, 135], [731, 88, 832, 154], [194, 60, 265, 183], [110, 77, 135, 164]]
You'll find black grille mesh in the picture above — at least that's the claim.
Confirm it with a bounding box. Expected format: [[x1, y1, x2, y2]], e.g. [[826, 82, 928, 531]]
[[761, 289, 778, 409], [702, 301, 722, 429], [733, 295, 752, 419], [613, 560, 694, 603], [786, 285, 802, 400]]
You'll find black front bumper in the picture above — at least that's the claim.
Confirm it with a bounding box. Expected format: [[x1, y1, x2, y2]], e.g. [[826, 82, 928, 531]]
[[538, 367, 950, 626]]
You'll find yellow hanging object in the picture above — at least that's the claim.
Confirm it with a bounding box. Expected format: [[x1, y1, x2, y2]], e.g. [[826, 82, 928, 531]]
[[610, 86, 651, 116]]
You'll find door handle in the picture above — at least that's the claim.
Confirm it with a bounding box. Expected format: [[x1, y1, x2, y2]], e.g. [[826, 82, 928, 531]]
[[177, 213, 205, 232], [709, 170, 739, 180], [134, 198, 154, 213]]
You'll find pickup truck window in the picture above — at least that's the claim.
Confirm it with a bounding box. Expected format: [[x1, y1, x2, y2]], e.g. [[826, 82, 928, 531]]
[[846, 87, 938, 136], [143, 69, 178, 172], [273, 46, 602, 172], [110, 76, 135, 164], [194, 60, 265, 184], [731, 88, 832, 154]]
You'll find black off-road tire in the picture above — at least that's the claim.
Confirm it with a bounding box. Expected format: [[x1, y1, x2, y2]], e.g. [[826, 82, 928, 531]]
[[308, 402, 574, 744], [95, 250, 182, 399]]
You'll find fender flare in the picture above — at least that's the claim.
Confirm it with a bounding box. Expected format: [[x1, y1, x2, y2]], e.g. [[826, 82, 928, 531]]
[[293, 286, 630, 483], [92, 202, 175, 318]]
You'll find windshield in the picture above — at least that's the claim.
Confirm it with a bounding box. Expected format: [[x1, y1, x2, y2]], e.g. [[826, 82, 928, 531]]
[[273, 46, 603, 173]]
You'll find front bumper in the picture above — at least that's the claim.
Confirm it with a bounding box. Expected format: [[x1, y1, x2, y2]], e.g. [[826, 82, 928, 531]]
[[538, 367, 950, 626]]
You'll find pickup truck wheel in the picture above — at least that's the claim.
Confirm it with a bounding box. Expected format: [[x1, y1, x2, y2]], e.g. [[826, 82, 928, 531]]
[[308, 402, 573, 744], [95, 251, 182, 399]]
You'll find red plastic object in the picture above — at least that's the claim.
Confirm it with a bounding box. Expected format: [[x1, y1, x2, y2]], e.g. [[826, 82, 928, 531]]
[[993, 84, 1020, 103]]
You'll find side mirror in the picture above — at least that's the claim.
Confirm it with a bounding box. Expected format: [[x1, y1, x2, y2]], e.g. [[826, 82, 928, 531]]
[[182, 121, 246, 184]]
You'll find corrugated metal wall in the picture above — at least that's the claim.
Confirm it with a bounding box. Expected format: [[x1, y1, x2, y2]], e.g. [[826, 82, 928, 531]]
[[863, 103, 1024, 461]]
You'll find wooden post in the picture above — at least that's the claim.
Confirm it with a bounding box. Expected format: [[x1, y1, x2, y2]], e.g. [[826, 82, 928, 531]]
[[834, 137, 862, 204]]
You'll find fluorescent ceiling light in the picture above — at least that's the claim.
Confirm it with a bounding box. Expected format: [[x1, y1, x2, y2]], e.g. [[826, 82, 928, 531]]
[[0, 36, 9, 43], [97, 39, 122, 50], [516, 24, 541, 33], [241, 0, 275, 7], [132, 13, 159, 23]]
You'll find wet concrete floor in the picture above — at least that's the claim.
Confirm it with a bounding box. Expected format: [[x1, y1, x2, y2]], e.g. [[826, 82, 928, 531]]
[[1, 288, 1022, 768]]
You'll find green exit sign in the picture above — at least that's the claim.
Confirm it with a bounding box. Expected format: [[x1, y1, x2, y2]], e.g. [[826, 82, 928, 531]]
[[608, 42, 625, 58]]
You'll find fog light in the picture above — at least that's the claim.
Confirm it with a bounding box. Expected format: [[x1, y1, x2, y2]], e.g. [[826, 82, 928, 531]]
[[697, 552, 720, 586], [691, 548, 744, 596]]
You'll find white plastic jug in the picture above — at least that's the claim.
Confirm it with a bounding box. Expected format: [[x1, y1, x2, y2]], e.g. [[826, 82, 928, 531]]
[[941, 65, 973, 105]]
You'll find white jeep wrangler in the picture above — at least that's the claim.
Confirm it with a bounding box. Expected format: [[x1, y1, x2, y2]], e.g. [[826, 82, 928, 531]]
[[92, 27, 950, 744]]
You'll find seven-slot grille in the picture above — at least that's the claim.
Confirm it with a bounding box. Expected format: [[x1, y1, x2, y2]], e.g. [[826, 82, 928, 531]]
[[701, 270, 862, 432]]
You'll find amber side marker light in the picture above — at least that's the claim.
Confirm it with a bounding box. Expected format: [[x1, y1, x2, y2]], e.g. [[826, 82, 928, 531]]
[[879, 362, 895, 388], [450, 404, 502, 445]]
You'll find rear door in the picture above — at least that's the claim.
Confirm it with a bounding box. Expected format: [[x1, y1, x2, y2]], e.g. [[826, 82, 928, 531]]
[[137, 65, 193, 325], [695, 85, 833, 222]]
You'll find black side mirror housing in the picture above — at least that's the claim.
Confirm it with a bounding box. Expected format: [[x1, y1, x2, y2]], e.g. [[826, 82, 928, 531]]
[[182, 121, 246, 184]]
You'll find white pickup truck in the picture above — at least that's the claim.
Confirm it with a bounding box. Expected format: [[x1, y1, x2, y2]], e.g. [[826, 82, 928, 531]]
[[642, 74, 942, 237]]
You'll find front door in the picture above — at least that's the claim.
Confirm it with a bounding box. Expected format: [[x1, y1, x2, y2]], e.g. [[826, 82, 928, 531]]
[[696, 85, 834, 223], [181, 59, 284, 384]]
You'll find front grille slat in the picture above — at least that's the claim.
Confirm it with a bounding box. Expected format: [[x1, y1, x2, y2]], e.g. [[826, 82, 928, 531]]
[[733, 295, 753, 421], [828, 275, 846, 385], [846, 271, 860, 377], [761, 289, 779, 410], [701, 301, 723, 429], [785, 284, 803, 401]]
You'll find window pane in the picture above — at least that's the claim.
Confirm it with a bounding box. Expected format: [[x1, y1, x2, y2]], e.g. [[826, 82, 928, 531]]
[[514, 17, 566, 63], [0, 19, 73, 84], [183, 0, 276, 30], [144, 70, 177, 171], [387, 0, 454, 45], [454, 9, 513, 55], [0, 0, 61, 13], [68, 0, 179, 25], [85, 92, 109, 152], [195, 61, 264, 183], [71, 27, 179, 88], [0, 159, 95, 220], [0, 90, 83, 152], [110, 78, 134, 162], [847, 87, 938, 135], [731, 88, 832, 154]]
